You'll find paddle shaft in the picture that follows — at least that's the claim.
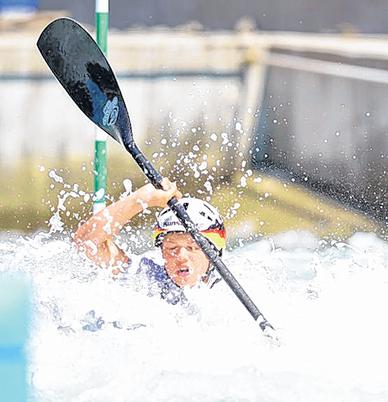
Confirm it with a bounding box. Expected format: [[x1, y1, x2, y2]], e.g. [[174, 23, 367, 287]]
[[126, 142, 273, 330]]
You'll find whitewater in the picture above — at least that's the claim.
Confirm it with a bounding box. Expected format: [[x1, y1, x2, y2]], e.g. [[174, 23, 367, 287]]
[[0, 229, 387, 402]]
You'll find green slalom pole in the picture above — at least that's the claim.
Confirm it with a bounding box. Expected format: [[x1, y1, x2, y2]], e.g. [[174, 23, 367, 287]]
[[93, 0, 109, 213]]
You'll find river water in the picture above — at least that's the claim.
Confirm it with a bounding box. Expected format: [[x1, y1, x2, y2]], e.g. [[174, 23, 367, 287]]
[[0, 229, 387, 401]]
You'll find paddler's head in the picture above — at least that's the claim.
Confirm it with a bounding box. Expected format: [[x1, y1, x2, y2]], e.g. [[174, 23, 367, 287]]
[[152, 198, 226, 287]]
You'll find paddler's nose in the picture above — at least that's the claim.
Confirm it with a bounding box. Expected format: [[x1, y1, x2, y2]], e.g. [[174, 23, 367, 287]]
[[175, 246, 189, 261]]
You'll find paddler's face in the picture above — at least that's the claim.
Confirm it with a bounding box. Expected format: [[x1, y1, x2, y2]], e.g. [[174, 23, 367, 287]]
[[162, 233, 210, 287]]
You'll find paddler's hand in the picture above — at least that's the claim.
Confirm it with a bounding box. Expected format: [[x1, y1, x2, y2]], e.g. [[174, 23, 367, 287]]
[[134, 178, 182, 209]]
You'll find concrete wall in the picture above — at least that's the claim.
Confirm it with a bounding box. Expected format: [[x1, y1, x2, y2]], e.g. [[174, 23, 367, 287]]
[[0, 78, 239, 165], [0, 31, 245, 166], [253, 51, 388, 222]]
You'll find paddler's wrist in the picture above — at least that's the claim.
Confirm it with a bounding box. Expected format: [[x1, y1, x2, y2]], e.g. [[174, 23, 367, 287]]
[[131, 184, 156, 209]]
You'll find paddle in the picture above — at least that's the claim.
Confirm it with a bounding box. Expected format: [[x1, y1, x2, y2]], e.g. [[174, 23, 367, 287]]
[[37, 17, 276, 338]]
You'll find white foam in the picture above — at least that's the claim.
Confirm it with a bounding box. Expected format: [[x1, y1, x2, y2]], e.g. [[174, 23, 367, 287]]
[[1, 231, 388, 401]]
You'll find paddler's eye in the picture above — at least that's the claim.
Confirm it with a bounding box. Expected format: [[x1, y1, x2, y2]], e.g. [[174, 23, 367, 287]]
[[187, 245, 200, 252]]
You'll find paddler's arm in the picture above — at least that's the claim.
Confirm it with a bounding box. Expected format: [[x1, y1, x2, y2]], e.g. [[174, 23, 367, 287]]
[[74, 178, 182, 270]]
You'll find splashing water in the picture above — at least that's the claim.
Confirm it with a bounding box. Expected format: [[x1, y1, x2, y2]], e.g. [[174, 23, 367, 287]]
[[1, 230, 388, 401]]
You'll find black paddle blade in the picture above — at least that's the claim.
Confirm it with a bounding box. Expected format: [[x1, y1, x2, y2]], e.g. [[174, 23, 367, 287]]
[[37, 18, 133, 147]]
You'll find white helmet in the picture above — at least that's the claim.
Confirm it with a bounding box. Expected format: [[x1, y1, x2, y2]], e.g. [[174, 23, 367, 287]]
[[152, 198, 226, 252]]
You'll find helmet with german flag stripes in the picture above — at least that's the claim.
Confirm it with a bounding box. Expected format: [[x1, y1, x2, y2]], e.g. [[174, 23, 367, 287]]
[[153, 198, 226, 253]]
